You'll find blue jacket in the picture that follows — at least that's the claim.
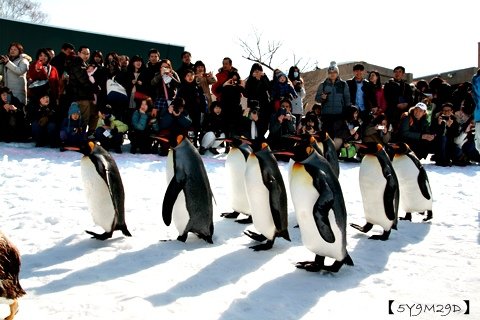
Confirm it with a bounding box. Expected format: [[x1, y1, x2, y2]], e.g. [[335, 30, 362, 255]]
[[472, 73, 480, 122], [315, 78, 351, 116]]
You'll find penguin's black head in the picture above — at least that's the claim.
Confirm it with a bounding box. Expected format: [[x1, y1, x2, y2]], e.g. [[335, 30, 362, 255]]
[[227, 136, 252, 148], [389, 142, 410, 155], [355, 142, 383, 155], [291, 136, 317, 162], [77, 140, 97, 156]]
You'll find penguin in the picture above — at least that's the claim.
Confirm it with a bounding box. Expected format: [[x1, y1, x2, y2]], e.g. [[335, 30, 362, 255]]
[[290, 139, 354, 272], [350, 142, 399, 240], [391, 142, 433, 221], [244, 142, 290, 251], [163, 135, 214, 243], [220, 138, 253, 224], [79, 141, 132, 240], [0, 230, 26, 320]]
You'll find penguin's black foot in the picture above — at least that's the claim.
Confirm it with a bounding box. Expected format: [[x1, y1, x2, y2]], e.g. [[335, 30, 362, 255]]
[[177, 234, 188, 242], [369, 230, 391, 241], [221, 211, 240, 219], [244, 230, 267, 242], [86, 230, 113, 240], [399, 212, 412, 221], [350, 222, 373, 233], [296, 261, 323, 272], [196, 233, 214, 244], [296, 255, 325, 272], [249, 240, 274, 251], [235, 216, 253, 224], [294, 224, 299, 228], [423, 210, 433, 222]]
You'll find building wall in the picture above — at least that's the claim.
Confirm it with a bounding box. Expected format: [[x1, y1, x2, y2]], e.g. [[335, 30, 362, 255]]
[[1, 18, 184, 68]]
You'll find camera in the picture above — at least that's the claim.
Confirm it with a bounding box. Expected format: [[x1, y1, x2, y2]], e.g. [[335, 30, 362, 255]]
[[377, 125, 385, 130], [441, 115, 450, 121]]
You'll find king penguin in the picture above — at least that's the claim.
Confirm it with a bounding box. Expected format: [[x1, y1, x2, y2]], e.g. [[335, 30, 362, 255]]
[[244, 142, 290, 251], [391, 142, 433, 221], [163, 135, 214, 243], [0, 230, 26, 320], [290, 138, 354, 272], [350, 143, 399, 240], [79, 141, 132, 240], [220, 138, 253, 223]]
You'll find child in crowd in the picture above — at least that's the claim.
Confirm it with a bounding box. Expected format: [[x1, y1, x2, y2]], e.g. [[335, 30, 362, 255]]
[[270, 71, 297, 111], [129, 98, 159, 154], [94, 105, 128, 153], [59, 102, 86, 151], [298, 111, 320, 135], [199, 101, 226, 155], [339, 106, 362, 162], [30, 93, 58, 147]]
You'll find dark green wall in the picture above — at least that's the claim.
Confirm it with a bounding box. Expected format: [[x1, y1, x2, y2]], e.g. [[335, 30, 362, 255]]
[[0, 18, 185, 68]]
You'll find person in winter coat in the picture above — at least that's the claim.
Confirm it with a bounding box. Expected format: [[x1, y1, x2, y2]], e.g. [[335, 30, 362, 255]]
[[199, 101, 226, 155], [314, 61, 351, 149], [0, 86, 27, 142], [244, 63, 272, 138], [27, 48, 60, 104], [0, 42, 29, 105], [267, 98, 296, 152], [287, 65, 306, 128], [270, 71, 297, 111], [472, 68, 480, 153], [129, 97, 158, 154], [94, 105, 128, 153], [30, 93, 58, 147], [194, 60, 216, 107], [59, 102, 86, 150], [155, 97, 193, 156], [176, 69, 208, 146], [397, 102, 435, 160]]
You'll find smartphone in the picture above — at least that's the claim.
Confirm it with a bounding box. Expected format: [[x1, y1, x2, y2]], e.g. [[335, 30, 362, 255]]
[[377, 125, 385, 130]]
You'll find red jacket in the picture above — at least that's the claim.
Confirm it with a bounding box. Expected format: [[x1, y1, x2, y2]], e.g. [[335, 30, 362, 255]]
[[28, 62, 60, 101]]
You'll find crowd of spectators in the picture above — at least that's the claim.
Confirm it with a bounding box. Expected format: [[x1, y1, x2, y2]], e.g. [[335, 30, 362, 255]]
[[1, 41, 479, 166]]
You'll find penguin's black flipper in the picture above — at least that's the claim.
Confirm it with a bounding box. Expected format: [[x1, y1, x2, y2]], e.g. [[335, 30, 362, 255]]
[[369, 230, 391, 241], [86, 230, 113, 240], [249, 239, 274, 251], [162, 177, 186, 226], [404, 152, 431, 200], [307, 167, 335, 243], [377, 151, 399, 223]]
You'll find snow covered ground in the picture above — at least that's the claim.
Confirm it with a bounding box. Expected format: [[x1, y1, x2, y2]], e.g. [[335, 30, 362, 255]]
[[0, 141, 478, 320]]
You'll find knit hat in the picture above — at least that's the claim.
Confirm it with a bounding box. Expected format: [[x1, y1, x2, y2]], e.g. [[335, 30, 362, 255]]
[[327, 61, 339, 74], [276, 71, 287, 80], [68, 102, 81, 116]]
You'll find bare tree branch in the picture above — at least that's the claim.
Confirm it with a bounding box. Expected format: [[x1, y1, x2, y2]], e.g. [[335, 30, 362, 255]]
[[238, 28, 284, 72], [0, 0, 48, 23]]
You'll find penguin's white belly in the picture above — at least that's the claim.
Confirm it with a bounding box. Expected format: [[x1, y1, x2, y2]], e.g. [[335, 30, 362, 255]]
[[166, 150, 190, 235], [245, 158, 276, 240], [172, 191, 190, 235], [290, 166, 345, 261], [81, 157, 115, 232], [359, 156, 392, 230], [226, 150, 250, 214], [393, 156, 432, 212]]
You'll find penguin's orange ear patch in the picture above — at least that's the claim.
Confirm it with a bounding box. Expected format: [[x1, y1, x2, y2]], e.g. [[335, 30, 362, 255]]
[[261, 142, 269, 149], [88, 141, 95, 152], [177, 135, 184, 145]]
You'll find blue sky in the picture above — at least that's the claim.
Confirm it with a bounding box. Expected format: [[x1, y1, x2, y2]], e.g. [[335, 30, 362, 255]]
[[38, 0, 479, 78]]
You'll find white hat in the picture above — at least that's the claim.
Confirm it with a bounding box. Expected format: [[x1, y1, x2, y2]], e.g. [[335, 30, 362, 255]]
[[327, 61, 339, 74], [414, 102, 427, 111]]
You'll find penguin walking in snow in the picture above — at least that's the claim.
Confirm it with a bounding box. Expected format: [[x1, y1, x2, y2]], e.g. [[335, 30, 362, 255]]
[[244, 142, 290, 251], [350, 143, 399, 240], [290, 139, 354, 272], [163, 135, 214, 243], [391, 142, 433, 221], [79, 141, 132, 240], [0, 230, 26, 320], [220, 138, 253, 224]]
